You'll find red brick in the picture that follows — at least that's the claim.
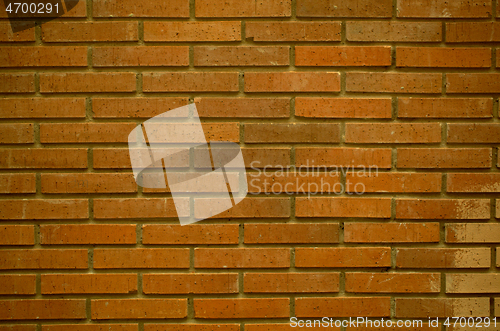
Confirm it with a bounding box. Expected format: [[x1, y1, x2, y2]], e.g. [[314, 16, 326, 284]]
[[296, 248, 391, 268], [143, 224, 238, 245], [244, 223, 339, 244], [93, 97, 188, 118], [194, 298, 289, 318], [296, 147, 392, 168], [0, 98, 86, 118], [94, 248, 189, 269], [40, 73, 136, 93], [448, 124, 500, 143], [41, 173, 137, 194], [345, 223, 440, 243], [246, 325, 339, 331], [346, 273, 440, 293], [195, 97, 290, 118], [43, 325, 138, 331], [0, 47, 87, 67], [0, 275, 36, 295], [346, 123, 441, 144], [245, 72, 340, 92], [448, 173, 500, 193], [0, 73, 34, 93], [246, 22, 341, 41], [143, 72, 238, 92], [347, 21, 442, 42], [244, 273, 339, 293], [0, 23, 34, 42], [93, 0, 189, 17], [397, 0, 492, 17], [396, 198, 490, 220], [42, 22, 138, 42], [0, 225, 34, 245], [196, 0, 291, 17], [446, 273, 500, 293], [346, 172, 441, 193], [398, 97, 493, 118], [40, 224, 136, 245], [92, 148, 189, 169], [0, 299, 86, 320], [296, 197, 391, 218], [295, 297, 390, 317], [144, 22, 241, 42], [397, 148, 492, 168], [0, 326, 36, 331], [0, 174, 36, 194], [446, 22, 500, 42], [347, 72, 442, 93], [448, 223, 500, 244], [295, 97, 392, 118], [395, 298, 490, 318], [94, 198, 185, 219], [396, 248, 490, 268], [41, 123, 135, 143], [194, 46, 289, 66], [143, 273, 238, 294], [0, 124, 33, 144], [144, 326, 237, 331], [0, 199, 88, 220], [0, 148, 87, 169], [0, 249, 88, 269], [296, 46, 391, 66], [94, 46, 189, 67], [92, 299, 187, 319], [194, 197, 290, 219], [245, 123, 340, 143], [397, 47, 491, 67], [41, 274, 137, 294], [297, 0, 392, 17], [447, 74, 500, 93], [195, 248, 290, 268]]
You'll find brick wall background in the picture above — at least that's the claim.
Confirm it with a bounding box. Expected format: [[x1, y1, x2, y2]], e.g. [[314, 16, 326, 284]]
[[0, 0, 499, 330]]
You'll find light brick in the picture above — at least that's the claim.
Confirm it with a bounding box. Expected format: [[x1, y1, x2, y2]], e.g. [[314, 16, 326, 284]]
[[0, 98, 86, 118], [397, 0, 492, 17], [398, 98, 493, 118], [244, 273, 339, 293], [245, 123, 340, 143], [397, 148, 492, 168], [195, 97, 290, 118], [0, 275, 36, 295], [94, 198, 185, 219], [144, 22, 241, 42], [143, 72, 239, 92], [91, 299, 187, 319], [0, 249, 88, 269], [447, 74, 500, 93], [446, 274, 500, 293], [295, 97, 392, 118], [397, 199, 490, 219], [347, 21, 442, 42], [244, 223, 339, 244], [93, 148, 188, 169], [93, 97, 189, 118], [94, 249, 189, 269], [396, 248, 490, 268], [194, 46, 289, 66], [0, 47, 87, 67], [296, 197, 391, 218], [245, 72, 340, 92], [0, 299, 86, 320], [40, 224, 137, 245], [42, 22, 138, 42], [195, 248, 290, 268], [0, 73, 35, 93], [296, 147, 392, 168], [41, 274, 137, 294], [295, 247, 391, 268], [246, 22, 341, 41], [446, 223, 500, 243], [143, 273, 238, 294], [295, 297, 390, 317], [347, 72, 442, 93], [195, 0, 291, 17], [0, 225, 34, 245], [344, 223, 440, 243], [345, 123, 441, 143], [93, 0, 189, 17], [194, 299, 289, 318], [142, 224, 239, 245], [447, 22, 500, 42], [93, 46, 189, 67], [395, 298, 490, 318], [297, 0, 392, 17], [346, 273, 440, 293], [345, 172, 441, 193], [40, 73, 136, 93], [0, 199, 88, 220], [0, 174, 36, 194]]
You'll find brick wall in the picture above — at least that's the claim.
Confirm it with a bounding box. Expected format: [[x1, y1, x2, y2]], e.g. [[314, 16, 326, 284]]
[[0, 0, 499, 330]]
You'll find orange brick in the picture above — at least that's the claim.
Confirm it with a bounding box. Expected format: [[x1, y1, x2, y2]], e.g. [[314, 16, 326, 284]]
[[245, 123, 340, 143], [346, 273, 440, 293], [93, 0, 189, 17], [143, 72, 239, 92], [447, 22, 500, 42], [346, 172, 441, 193], [0, 225, 35, 245], [144, 22, 241, 42], [93, 97, 189, 118], [397, 148, 492, 168], [296, 46, 391, 66], [194, 298, 289, 318], [93, 46, 189, 67], [0, 275, 36, 295], [195, 97, 290, 118], [446, 274, 500, 293], [94, 248, 189, 269], [94, 198, 184, 219], [297, 0, 392, 17], [93, 148, 188, 169], [0, 299, 86, 320], [41, 173, 137, 194], [0, 249, 88, 269], [296, 197, 391, 218], [41, 123, 134, 143], [194, 46, 289, 66], [40, 73, 136, 93], [0, 174, 36, 194], [195, 248, 290, 268], [296, 248, 391, 268], [196, 0, 291, 17], [43, 325, 138, 331], [0, 47, 87, 67], [0, 326, 36, 331], [246, 325, 339, 331], [347, 72, 442, 93], [346, 123, 441, 144], [144, 326, 237, 331], [91, 299, 187, 319], [0, 22, 34, 41], [0, 98, 86, 118], [246, 22, 341, 41], [448, 123, 500, 143], [244, 223, 339, 244], [143, 273, 238, 294], [143, 224, 239, 245], [0, 124, 33, 144], [295, 297, 390, 317], [398, 0, 492, 17], [295, 97, 392, 118], [245, 72, 340, 92], [447, 73, 500, 93], [40, 224, 136, 245], [345, 223, 440, 243], [446, 324, 500, 331], [42, 22, 138, 42], [397, 47, 491, 67], [41, 274, 137, 294], [0, 148, 87, 169], [448, 173, 500, 192], [395, 298, 490, 318], [446, 223, 500, 243], [194, 197, 290, 219], [396, 199, 490, 220], [396, 248, 490, 268], [296, 147, 392, 168], [244, 272, 339, 293], [0, 199, 88, 220], [398, 97, 493, 118], [0, 73, 34, 93], [239, 148, 291, 168], [347, 21, 442, 42]]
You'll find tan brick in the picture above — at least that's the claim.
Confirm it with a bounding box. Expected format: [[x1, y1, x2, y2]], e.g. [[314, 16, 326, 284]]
[[142, 224, 239, 245], [448, 124, 500, 143], [346, 172, 441, 193], [398, 97, 493, 118], [0, 47, 87, 67], [396, 248, 490, 268], [244, 223, 339, 244], [40, 123, 135, 143], [0, 124, 33, 144], [297, 0, 392, 17], [0, 174, 36, 194], [196, 0, 291, 17], [94, 198, 185, 219], [446, 223, 500, 243], [346, 123, 441, 143], [0, 22, 34, 42], [41, 173, 137, 194], [345, 223, 440, 243], [143, 72, 238, 92], [397, 0, 492, 17], [94, 249, 189, 269], [295, 297, 390, 317], [347, 21, 442, 42], [296, 197, 391, 218], [346, 273, 440, 293], [41, 274, 137, 294], [94, 46, 189, 67], [42, 22, 138, 42], [447, 22, 500, 42], [0, 148, 87, 169], [40, 224, 136, 245], [245, 72, 340, 92], [296, 147, 392, 168], [195, 197, 290, 219], [93, 148, 188, 169], [296, 46, 391, 66], [0, 73, 34, 93], [397, 148, 492, 169], [396, 199, 490, 219], [347, 72, 442, 93], [0, 225, 34, 245], [0, 299, 86, 320], [195, 248, 290, 268], [40, 73, 136, 93], [93, 97, 189, 118], [446, 274, 500, 293], [447, 73, 500, 93], [0, 249, 88, 269], [244, 273, 339, 293], [395, 298, 490, 318], [195, 97, 290, 118], [245, 123, 340, 143], [296, 97, 392, 118], [91, 299, 187, 319], [93, 0, 189, 17], [144, 22, 241, 42], [0, 199, 88, 220], [296, 247, 391, 268], [397, 47, 491, 67], [0, 98, 86, 118], [194, 46, 289, 66], [194, 298, 289, 318], [43, 325, 138, 331], [0, 275, 36, 295], [246, 22, 341, 41], [143, 273, 238, 294], [448, 173, 500, 192]]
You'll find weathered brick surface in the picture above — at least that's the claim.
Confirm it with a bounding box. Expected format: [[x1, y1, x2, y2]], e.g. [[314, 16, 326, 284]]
[[0, 299, 86, 320], [0, 225, 35, 245], [246, 22, 341, 41], [0, 174, 36, 194], [245, 72, 340, 92], [40, 224, 137, 245], [397, 148, 492, 168], [398, 98, 493, 118], [397, 0, 492, 18], [142, 224, 239, 245], [297, 0, 392, 17], [0, 275, 36, 295], [195, 0, 291, 17], [347, 22, 442, 42], [447, 22, 500, 42], [143, 273, 238, 294], [0, 98, 86, 118], [347, 72, 442, 93], [295, 297, 391, 317], [93, 0, 189, 17], [344, 223, 440, 243], [0, 47, 87, 67], [42, 22, 138, 42], [295, 46, 391, 66], [244, 223, 339, 243], [194, 298, 289, 318], [194, 46, 289, 66], [41, 274, 137, 294], [244, 272, 339, 293], [395, 298, 490, 318], [346, 273, 441, 293], [396, 248, 491, 268], [195, 248, 290, 268], [144, 22, 241, 42], [296, 97, 392, 118], [295, 248, 391, 268], [91, 299, 187, 319], [94, 249, 189, 269]]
